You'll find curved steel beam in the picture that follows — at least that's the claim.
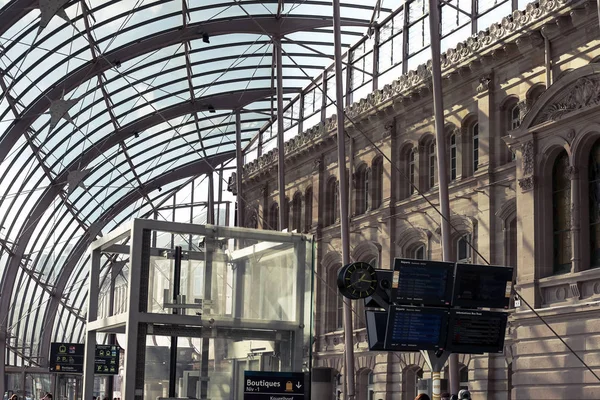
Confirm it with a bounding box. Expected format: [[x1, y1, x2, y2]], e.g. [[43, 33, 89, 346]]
[[0, 15, 368, 163], [38, 150, 235, 363]]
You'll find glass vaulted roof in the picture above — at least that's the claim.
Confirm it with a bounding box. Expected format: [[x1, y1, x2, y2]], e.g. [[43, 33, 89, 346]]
[[0, 0, 399, 367]]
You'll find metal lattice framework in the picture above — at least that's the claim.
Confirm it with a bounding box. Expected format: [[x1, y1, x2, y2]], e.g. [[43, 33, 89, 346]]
[[0, 0, 530, 384]]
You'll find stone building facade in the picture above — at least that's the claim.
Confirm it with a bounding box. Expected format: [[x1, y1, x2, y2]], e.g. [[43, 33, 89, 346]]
[[240, 0, 600, 398]]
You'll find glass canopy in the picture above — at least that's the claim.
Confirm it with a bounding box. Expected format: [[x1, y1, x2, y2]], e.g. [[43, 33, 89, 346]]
[[0, 0, 530, 379]]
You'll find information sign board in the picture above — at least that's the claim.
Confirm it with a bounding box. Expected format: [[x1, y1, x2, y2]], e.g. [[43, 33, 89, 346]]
[[384, 306, 448, 351], [365, 310, 387, 351], [391, 259, 454, 306], [452, 264, 514, 309], [49, 343, 121, 374], [50, 343, 84, 373], [244, 371, 305, 400], [94, 345, 120, 375], [446, 310, 508, 354]]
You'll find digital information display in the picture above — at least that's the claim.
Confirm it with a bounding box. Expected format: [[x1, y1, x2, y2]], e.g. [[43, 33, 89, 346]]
[[50, 343, 120, 375], [384, 306, 448, 351], [94, 345, 120, 375], [446, 310, 508, 354], [366, 310, 387, 351], [391, 259, 454, 306], [244, 371, 305, 400], [452, 264, 514, 309]]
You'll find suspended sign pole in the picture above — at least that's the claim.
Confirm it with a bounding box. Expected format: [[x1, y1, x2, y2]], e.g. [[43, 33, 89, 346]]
[[428, 0, 460, 395], [331, 1, 356, 398]]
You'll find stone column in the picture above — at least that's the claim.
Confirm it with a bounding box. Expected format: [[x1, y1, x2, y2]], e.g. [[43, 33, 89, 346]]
[[476, 73, 494, 171], [569, 166, 582, 273]]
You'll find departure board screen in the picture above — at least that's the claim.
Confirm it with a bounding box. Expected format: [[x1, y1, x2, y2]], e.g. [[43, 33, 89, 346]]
[[452, 264, 514, 309], [391, 259, 454, 306], [446, 310, 508, 354], [384, 306, 448, 351]]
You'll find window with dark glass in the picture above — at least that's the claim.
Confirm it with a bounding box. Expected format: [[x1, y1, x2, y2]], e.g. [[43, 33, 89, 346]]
[[450, 134, 457, 181], [553, 151, 572, 274], [369, 157, 383, 209], [409, 149, 416, 195], [364, 168, 371, 212], [473, 123, 479, 173], [334, 180, 340, 223], [457, 234, 472, 263], [292, 193, 302, 232], [269, 203, 279, 231], [589, 140, 600, 268], [304, 188, 313, 232], [429, 142, 436, 189], [327, 179, 339, 226], [283, 199, 290, 230], [414, 244, 426, 260]]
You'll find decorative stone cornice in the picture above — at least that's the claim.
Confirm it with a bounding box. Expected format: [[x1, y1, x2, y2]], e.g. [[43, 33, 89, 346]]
[[243, 0, 575, 180], [476, 73, 493, 93]]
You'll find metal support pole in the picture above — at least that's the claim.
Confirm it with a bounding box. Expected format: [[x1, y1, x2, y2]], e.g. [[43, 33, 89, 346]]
[[275, 36, 286, 230], [169, 246, 183, 397], [208, 172, 215, 225], [427, 0, 459, 395], [235, 110, 245, 228], [332, 1, 356, 398]]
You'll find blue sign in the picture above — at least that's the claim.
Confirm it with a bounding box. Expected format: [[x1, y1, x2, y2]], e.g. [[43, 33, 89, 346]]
[[244, 371, 305, 399]]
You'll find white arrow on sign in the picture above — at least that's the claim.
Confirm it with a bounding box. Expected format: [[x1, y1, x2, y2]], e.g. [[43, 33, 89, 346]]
[[296, 382, 302, 389]]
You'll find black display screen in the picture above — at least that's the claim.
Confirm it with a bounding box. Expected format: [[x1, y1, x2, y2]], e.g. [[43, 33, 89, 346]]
[[391, 259, 454, 306], [452, 264, 514, 309], [446, 310, 507, 354], [384, 306, 448, 351]]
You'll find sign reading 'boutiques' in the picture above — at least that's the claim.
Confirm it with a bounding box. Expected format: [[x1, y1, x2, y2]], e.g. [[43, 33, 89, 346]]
[[244, 371, 305, 400]]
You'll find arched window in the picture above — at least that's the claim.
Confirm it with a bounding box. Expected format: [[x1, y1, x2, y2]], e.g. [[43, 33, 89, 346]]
[[409, 149, 416, 196], [372, 157, 383, 208], [553, 151, 572, 274], [450, 134, 457, 181], [304, 187, 313, 233], [292, 193, 302, 232], [457, 234, 472, 263], [429, 142, 436, 189], [472, 123, 479, 172], [368, 372, 374, 400], [269, 203, 279, 231], [356, 369, 374, 400], [589, 140, 600, 268]]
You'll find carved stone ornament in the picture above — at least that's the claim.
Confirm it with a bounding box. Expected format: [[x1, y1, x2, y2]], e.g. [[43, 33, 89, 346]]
[[383, 121, 395, 137], [476, 74, 492, 93], [227, 172, 237, 195], [312, 158, 322, 173], [521, 141, 534, 175], [534, 76, 600, 125], [518, 176, 534, 192]]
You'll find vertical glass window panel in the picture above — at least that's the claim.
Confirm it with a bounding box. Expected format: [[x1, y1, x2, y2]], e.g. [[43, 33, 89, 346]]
[[379, 39, 394, 72], [511, 105, 521, 130], [473, 123, 479, 172], [408, 20, 430, 55], [450, 134, 457, 181], [409, 0, 428, 22], [553, 152, 572, 274], [409, 149, 416, 195], [589, 140, 600, 268], [292, 194, 302, 232], [429, 143, 436, 189]]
